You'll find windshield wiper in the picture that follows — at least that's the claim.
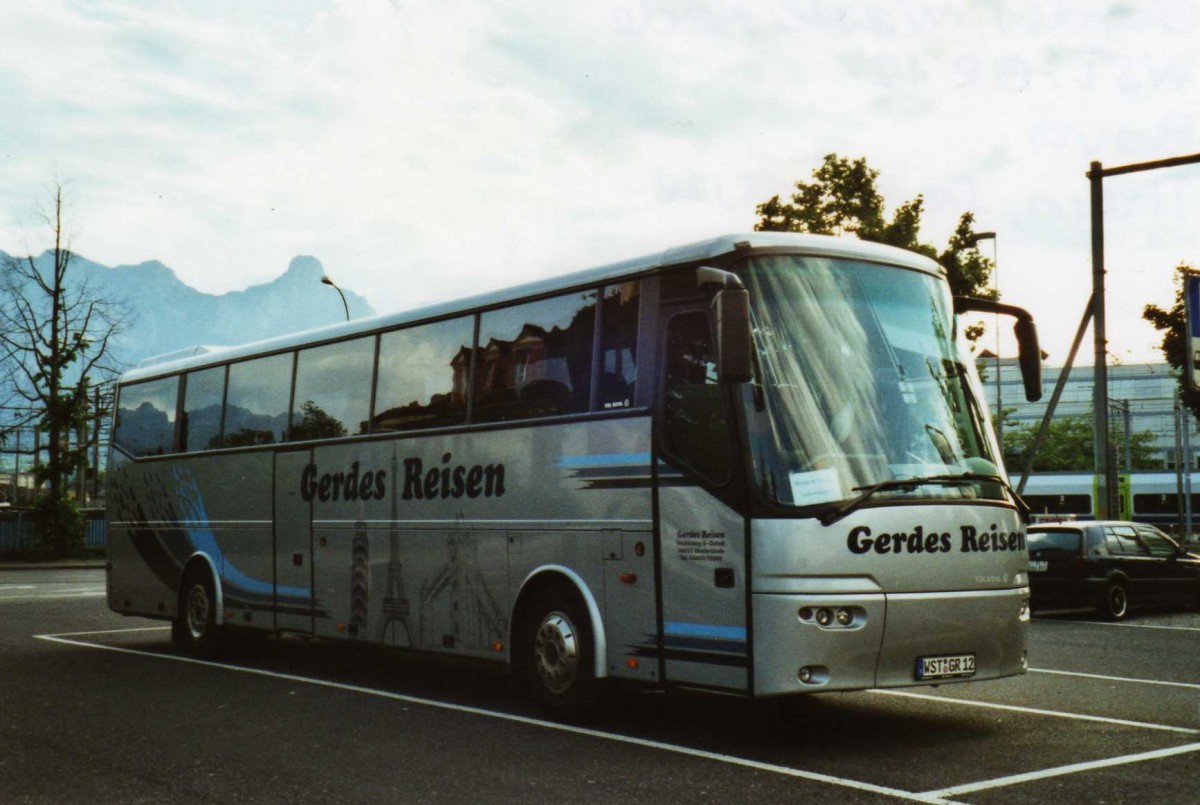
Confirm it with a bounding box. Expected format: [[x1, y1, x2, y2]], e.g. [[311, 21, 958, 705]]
[[815, 472, 1028, 526]]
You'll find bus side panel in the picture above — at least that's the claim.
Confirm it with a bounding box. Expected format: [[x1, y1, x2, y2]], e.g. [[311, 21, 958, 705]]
[[107, 453, 189, 618], [306, 417, 654, 671], [106, 450, 276, 625]]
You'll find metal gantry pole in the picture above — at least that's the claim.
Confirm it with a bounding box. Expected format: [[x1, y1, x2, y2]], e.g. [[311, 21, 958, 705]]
[[1088, 161, 1112, 519], [1175, 401, 1185, 535], [1185, 409, 1194, 539]]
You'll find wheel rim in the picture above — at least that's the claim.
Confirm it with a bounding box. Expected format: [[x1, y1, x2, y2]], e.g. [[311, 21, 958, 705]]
[[1109, 586, 1127, 618], [186, 583, 211, 640], [533, 612, 580, 695]]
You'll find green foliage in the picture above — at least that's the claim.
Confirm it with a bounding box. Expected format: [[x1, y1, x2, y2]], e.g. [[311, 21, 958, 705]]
[[1142, 263, 1200, 423], [289, 400, 347, 441], [31, 495, 84, 557], [1003, 413, 1159, 472], [755, 153, 996, 303]]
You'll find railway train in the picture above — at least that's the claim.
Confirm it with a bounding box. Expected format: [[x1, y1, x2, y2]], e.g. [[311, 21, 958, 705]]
[[1020, 472, 1200, 532]]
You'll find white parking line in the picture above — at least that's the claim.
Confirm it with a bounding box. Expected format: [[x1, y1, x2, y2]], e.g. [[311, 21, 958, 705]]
[[870, 689, 1199, 735], [33, 632, 958, 805], [0, 585, 36, 590], [42, 626, 171, 638], [0, 591, 106, 601], [1030, 667, 1200, 690], [921, 742, 1200, 798], [1039, 618, 1200, 633]]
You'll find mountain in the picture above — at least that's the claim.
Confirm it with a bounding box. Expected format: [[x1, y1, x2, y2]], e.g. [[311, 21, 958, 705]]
[[0, 250, 375, 369]]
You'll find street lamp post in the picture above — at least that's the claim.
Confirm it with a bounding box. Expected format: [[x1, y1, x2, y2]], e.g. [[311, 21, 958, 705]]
[[320, 276, 350, 322], [970, 231, 1000, 454]]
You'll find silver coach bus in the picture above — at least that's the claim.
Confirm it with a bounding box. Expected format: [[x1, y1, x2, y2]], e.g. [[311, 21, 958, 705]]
[[107, 232, 1043, 709]]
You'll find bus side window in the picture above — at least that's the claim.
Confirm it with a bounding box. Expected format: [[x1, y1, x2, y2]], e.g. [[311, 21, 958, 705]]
[[291, 335, 375, 440], [181, 365, 226, 452], [662, 311, 733, 484], [374, 316, 473, 432], [598, 281, 639, 410], [224, 352, 293, 447], [114, 376, 180, 457], [474, 291, 597, 423]]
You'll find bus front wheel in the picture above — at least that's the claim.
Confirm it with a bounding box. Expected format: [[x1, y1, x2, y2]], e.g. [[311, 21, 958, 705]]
[[174, 569, 221, 654], [523, 585, 600, 712]]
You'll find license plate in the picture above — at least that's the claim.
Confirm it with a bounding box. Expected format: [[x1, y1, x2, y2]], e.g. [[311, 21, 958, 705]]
[[1029, 560, 1048, 572], [916, 653, 976, 680]]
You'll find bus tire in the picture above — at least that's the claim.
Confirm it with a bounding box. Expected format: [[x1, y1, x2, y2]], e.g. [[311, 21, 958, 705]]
[[1098, 581, 1128, 621], [523, 583, 600, 713], [176, 568, 221, 655]]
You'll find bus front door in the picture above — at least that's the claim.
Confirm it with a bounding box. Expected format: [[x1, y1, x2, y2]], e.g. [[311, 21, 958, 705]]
[[274, 448, 315, 634]]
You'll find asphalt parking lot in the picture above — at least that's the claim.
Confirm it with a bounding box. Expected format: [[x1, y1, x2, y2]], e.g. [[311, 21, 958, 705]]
[[2, 568, 1197, 804]]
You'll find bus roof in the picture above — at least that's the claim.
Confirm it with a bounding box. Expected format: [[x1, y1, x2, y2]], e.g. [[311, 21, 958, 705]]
[[118, 232, 942, 384]]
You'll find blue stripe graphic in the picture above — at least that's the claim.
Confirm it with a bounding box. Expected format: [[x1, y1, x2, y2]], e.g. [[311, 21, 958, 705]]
[[557, 452, 652, 469], [664, 621, 747, 641]]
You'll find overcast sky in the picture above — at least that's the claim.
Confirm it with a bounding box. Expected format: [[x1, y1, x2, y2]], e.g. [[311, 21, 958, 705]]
[[2, 1, 1197, 365]]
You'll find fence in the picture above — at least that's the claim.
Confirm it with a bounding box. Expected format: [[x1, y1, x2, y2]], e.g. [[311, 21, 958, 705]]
[[0, 510, 107, 552]]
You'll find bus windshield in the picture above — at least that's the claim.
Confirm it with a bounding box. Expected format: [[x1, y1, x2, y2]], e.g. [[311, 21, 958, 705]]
[[740, 253, 1004, 509]]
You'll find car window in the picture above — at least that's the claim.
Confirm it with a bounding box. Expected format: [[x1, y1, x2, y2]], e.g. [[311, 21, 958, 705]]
[[1027, 529, 1082, 555], [1136, 528, 1180, 558], [1105, 526, 1148, 556]]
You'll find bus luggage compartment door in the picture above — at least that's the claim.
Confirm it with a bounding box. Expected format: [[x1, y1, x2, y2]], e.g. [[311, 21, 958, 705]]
[[274, 449, 315, 634]]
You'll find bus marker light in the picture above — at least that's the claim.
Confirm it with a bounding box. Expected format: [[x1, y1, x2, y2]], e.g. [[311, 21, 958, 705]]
[[626, 658, 639, 669], [798, 607, 813, 621], [836, 608, 853, 626], [492, 642, 504, 652], [634, 541, 645, 557], [336, 624, 346, 633], [816, 608, 833, 626], [798, 667, 812, 683], [619, 573, 638, 585]]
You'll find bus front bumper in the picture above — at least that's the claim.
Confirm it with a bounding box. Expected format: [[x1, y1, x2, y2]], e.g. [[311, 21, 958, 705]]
[[752, 587, 1029, 697]]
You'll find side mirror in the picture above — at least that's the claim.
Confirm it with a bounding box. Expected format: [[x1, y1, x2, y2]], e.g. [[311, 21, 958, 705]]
[[697, 267, 753, 384], [953, 296, 1043, 402]]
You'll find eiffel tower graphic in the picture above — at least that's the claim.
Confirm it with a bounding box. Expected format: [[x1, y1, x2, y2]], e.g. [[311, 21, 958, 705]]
[[376, 453, 413, 646]]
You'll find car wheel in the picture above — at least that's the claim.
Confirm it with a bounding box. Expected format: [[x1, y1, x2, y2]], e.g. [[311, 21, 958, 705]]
[[522, 582, 601, 713], [176, 569, 221, 655], [1099, 581, 1128, 621]]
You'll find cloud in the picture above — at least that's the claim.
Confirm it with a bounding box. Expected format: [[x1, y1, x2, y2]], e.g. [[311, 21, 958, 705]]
[[0, 0, 1197, 365]]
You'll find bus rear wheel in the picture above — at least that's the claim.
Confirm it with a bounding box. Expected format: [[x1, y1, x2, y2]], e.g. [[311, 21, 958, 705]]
[[523, 585, 600, 712], [174, 569, 221, 655]]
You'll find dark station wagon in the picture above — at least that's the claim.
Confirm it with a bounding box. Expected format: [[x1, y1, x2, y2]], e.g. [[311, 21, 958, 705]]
[[1026, 521, 1200, 620]]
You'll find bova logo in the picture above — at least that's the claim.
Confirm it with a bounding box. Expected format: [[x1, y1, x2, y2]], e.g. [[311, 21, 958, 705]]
[[300, 454, 506, 503]]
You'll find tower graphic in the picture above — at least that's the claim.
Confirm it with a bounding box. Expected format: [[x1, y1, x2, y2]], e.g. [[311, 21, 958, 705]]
[[418, 532, 507, 651], [376, 454, 413, 646]]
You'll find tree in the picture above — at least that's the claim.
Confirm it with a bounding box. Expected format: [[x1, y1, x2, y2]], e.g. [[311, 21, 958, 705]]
[[1142, 263, 1200, 422], [1002, 413, 1159, 472], [0, 186, 128, 556], [755, 153, 998, 317]]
